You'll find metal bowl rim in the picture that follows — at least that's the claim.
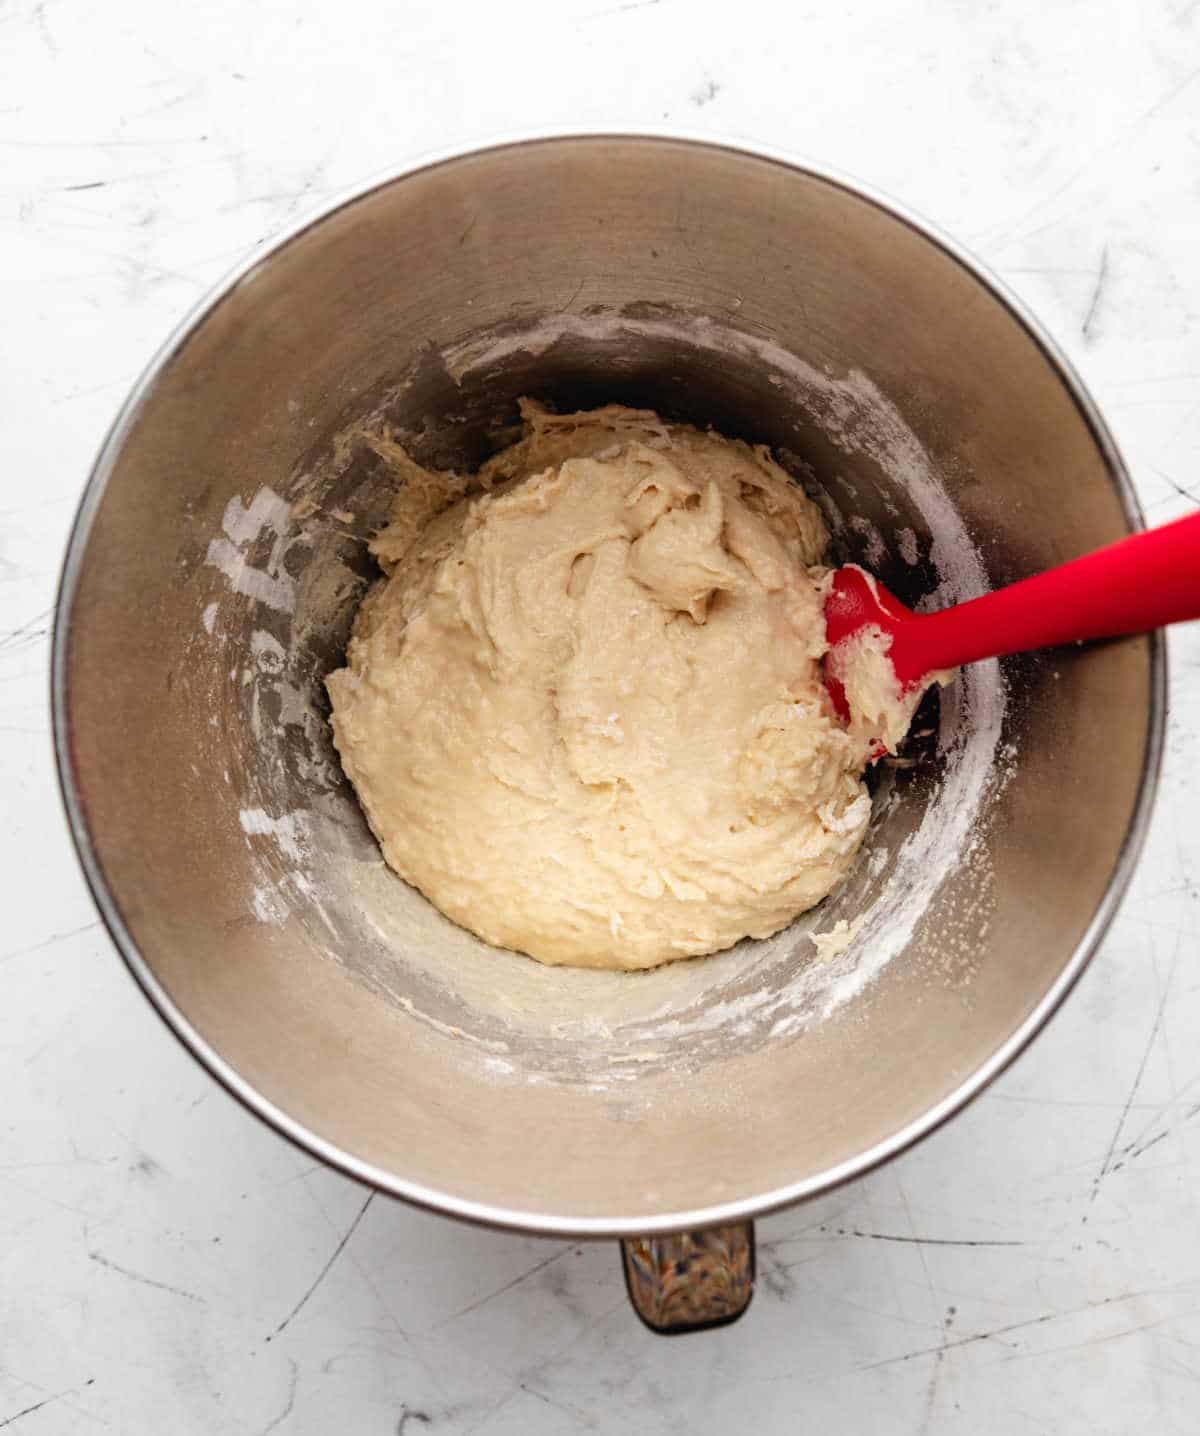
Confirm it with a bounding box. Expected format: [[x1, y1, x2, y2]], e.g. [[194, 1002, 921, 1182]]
[[51, 127, 1166, 1238]]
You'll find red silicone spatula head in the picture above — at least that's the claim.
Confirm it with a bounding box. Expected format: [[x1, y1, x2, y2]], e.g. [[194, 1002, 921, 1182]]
[[823, 565, 922, 721]]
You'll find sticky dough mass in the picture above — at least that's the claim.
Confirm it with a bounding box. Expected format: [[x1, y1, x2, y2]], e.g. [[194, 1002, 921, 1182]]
[[327, 402, 885, 970]]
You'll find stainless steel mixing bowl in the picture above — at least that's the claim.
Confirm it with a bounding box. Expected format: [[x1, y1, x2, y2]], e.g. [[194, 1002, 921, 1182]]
[[53, 134, 1163, 1332]]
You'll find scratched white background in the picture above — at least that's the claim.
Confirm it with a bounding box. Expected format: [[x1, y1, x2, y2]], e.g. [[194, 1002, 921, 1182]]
[[4, 0, 1200, 1431]]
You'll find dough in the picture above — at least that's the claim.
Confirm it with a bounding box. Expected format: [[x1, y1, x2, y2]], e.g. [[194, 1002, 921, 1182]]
[[327, 401, 889, 970], [828, 618, 954, 757]]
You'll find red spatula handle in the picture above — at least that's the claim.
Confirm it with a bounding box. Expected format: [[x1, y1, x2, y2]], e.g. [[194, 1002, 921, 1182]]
[[896, 509, 1200, 682]]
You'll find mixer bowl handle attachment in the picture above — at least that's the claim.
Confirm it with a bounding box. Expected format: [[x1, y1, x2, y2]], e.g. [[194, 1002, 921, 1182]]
[[620, 1221, 755, 1334]]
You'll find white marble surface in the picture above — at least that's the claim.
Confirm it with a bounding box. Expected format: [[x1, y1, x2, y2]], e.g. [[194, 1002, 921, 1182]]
[[4, 1, 1200, 1430]]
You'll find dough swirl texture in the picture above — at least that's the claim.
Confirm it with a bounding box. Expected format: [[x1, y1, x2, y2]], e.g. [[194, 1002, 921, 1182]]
[[327, 402, 882, 969]]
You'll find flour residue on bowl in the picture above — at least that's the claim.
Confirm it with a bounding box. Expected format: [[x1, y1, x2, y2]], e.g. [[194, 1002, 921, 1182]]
[[192, 308, 1008, 1088]]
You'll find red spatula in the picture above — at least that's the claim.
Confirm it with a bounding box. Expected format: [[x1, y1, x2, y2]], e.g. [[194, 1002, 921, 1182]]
[[824, 508, 1200, 728]]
